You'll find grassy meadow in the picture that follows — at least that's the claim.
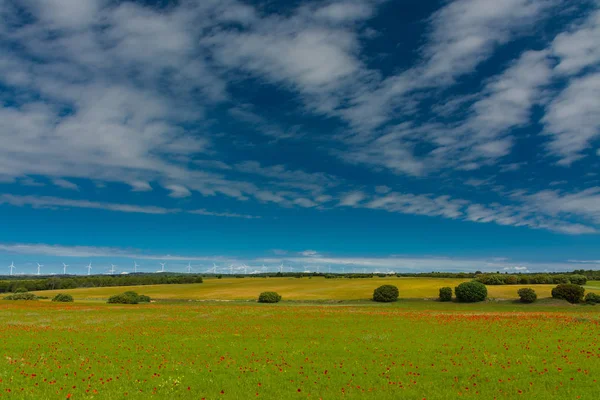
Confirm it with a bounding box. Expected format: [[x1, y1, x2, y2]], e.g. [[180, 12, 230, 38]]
[[30, 276, 600, 301], [1, 300, 599, 399], [1, 278, 598, 399]]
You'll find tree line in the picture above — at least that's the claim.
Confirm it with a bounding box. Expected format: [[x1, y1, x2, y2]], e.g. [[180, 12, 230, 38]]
[[0, 273, 203, 293]]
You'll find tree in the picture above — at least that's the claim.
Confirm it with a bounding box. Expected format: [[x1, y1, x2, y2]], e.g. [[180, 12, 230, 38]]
[[373, 285, 399, 302], [517, 288, 537, 303], [455, 281, 487, 303], [551, 284, 584, 304], [439, 287, 452, 302]]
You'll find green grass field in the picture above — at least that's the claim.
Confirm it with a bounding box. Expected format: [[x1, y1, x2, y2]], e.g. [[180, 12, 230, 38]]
[[0, 300, 599, 399], [3, 278, 599, 399], [31, 277, 600, 301]]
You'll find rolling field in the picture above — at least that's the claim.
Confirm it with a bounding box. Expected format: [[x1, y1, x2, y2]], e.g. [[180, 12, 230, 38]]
[[0, 301, 599, 399], [31, 277, 600, 301]]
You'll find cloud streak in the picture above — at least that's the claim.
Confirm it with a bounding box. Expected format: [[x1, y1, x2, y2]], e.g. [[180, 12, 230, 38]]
[[0, 242, 586, 273]]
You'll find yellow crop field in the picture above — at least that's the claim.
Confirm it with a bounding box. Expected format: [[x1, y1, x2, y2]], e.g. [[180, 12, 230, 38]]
[[32, 277, 600, 301]]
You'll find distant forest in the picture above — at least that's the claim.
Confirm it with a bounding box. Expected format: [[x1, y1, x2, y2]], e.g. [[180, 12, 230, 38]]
[[0, 273, 203, 293]]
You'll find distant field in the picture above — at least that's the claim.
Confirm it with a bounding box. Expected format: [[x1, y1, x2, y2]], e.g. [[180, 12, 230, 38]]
[[31, 277, 600, 301], [1, 301, 598, 399]]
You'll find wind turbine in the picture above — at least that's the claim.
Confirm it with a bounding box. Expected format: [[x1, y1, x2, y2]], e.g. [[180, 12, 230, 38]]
[[157, 262, 165, 273], [37, 263, 43, 276], [9, 261, 15, 276], [186, 262, 192, 273], [62, 263, 68, 275], [133, 261, 139, 273], [279, 263, 284, 273], [109, 264, 117, 274], [242, 264, 248, 275], [86, 262, 92, 276], [229, 264, 234, 275]]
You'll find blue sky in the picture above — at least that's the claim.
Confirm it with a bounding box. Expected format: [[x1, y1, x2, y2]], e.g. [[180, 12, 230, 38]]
[[1, 0, 599, 275]]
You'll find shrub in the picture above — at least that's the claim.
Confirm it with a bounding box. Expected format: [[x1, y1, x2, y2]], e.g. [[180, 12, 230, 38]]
[[455, 281, 487, 303], [123, 291, 141, 303], [504, 275, 518, 285], [439, 287, 452, 302], [107, 291, 150, 304], [14, 287, 29, 293], [584, 292, 600, 304], [517, 288, 537, 303], [137, 295, 151, 303], [373, 285, 399, 302], [569, 274, 587, 285], [4, 292, 38, 300], [107, 294, 136, 304], [551, 284, 585, 304], [258, 292, 281, 303], [52, 293, 74, 302]]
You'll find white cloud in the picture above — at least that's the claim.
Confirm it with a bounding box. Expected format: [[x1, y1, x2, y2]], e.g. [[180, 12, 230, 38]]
[[0, 193, 263, 219], [299, 250, 320, 257], [338, 0, 556, 131], [524, 188, 600, 224], [339, 191, 366, 206], [52, 178, 79, 190], [129, 181, 153, 192], [420, 0, 553, 84], [165, 184, 192, 198], [205, 0, 377, 115], [0, 194, 178, 214], [331, 188, 598, 235], [189, 209, 260, 219], [552, 8, 600, 75], [338, 47, 554, 177], [235, 161, 336, 191], [279, 254, 579, 273], [314, 1, 374, 23], [0, 242, 220, 261], [365, 192, 465, 219], [22, 0, 103, 30], [228, 106, 301, 140], [0, 242, 585, 273], [543, 72, 600, 164], [375, 185, 391, 194]]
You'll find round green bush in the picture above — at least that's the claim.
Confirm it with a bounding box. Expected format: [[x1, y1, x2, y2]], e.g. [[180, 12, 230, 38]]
[[14, 287, 29, 293], [258, 292, 282, 303], [439, 287, 452, 302], [137, 294, 151, 303], [455, 281, 487, 303], [551, 284, 585, 304], [517, 288, 537, 303], [373, 285, 399, 303], [52, 293, 74, 302], [568, 274, 587, 285], [584, 292, 600, 304]]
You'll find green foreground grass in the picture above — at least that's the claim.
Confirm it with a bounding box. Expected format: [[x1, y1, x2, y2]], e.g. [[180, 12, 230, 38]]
[[0, 300, 599, 399], [31, 277, 600, 301]]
